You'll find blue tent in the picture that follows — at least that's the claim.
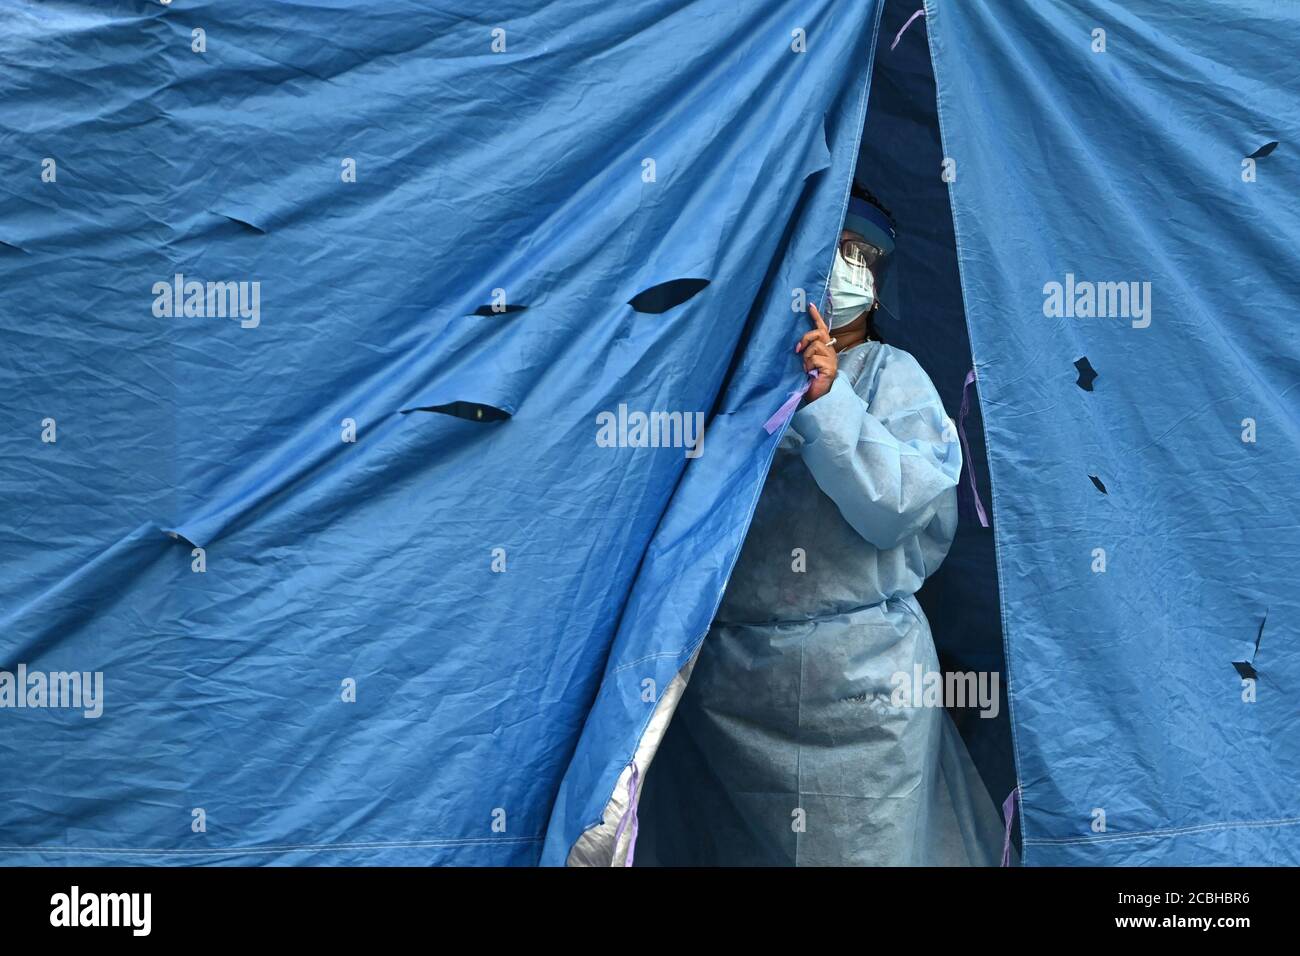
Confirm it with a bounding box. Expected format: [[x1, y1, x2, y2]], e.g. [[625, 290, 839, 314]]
[[1, 0, 1296, 866]]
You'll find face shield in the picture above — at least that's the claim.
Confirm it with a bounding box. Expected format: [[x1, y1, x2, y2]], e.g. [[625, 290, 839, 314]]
[[834, 191, 897, 327], [839, 234, 886, 276], [828, 236, 879, 329]]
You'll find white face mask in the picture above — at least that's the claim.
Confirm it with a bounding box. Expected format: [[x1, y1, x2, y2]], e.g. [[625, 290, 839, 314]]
[[827, 249, 875, 330]]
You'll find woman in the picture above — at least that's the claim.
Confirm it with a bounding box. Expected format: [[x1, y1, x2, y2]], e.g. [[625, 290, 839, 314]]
[[646, 187, 1005, 866]]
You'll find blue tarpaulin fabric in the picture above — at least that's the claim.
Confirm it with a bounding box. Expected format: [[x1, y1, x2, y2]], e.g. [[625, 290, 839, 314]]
[[926, 0, 1300, 863], [0, 0, 881, 864], [2, 0, 1298, 867]]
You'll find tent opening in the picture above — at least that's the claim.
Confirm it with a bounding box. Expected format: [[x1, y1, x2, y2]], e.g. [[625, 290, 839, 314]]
[[859, 0, 1016, 842], [633, 0, 1017, 866]]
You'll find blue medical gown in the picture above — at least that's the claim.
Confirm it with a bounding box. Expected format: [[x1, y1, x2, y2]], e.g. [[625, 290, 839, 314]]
[[643, 341, 1007, 866]]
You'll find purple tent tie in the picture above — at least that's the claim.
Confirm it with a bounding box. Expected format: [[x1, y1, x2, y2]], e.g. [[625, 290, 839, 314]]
[[890, 8, 926, 51], [764, 369, 819, 435], [613, 760, 640, 867], [1001, 786, 1020, 867], [958, 368, 990, 527]]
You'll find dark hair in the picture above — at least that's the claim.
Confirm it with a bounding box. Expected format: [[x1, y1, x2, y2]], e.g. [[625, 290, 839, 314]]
[[850, 182, 897, 231]]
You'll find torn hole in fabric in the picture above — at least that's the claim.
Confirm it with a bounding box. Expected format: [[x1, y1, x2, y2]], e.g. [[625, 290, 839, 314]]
[[628, 278, 710, 314], [1074, 356, 1098, 391], [401, 401, 512, 423], [212, 206, 273, 234], [470, 304, 529, 317], [218, 214, 267, 234], [160, 527, 201, 550], [1233, 611, 1267, 679], [1232, 660, 1258, 680], [398, 325, 534, 423]]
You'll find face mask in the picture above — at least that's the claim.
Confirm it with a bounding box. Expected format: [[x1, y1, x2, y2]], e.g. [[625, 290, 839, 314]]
[[827, 249, 875, 330]]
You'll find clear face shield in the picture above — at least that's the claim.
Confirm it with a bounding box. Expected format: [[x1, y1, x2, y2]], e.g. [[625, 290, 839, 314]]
[[839, 234, 885, 274], [827, 232, 884, 329]]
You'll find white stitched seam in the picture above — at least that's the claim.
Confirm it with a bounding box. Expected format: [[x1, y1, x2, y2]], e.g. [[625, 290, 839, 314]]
[[0, 835, 544, 855], [1025, 816, 1300, 847]]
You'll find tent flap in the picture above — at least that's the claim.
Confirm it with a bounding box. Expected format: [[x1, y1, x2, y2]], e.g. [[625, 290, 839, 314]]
[[0, 0, 879, 865], [928, 0, 1300, 864]]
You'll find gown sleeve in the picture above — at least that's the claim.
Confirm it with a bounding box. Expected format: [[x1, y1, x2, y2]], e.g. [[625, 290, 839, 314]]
[[790, 346, 962, 551]]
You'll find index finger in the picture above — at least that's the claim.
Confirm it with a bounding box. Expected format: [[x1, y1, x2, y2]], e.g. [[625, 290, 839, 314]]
[[808, 302, 829, 333]]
